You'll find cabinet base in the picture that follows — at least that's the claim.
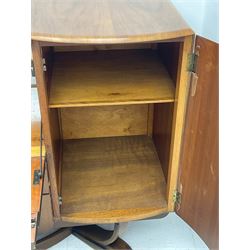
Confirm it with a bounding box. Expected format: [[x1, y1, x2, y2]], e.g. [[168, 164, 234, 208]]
[[34, 223, 131, 250]]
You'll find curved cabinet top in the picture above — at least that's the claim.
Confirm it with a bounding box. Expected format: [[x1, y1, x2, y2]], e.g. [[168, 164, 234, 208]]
[[32, 0, 193, 44]]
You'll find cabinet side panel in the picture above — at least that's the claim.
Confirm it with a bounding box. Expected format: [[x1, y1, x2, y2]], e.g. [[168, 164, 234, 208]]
[[32, 41, 60, 219], [153, 103, 174, 181], [166, 36, 193, 211], [49, 108, 61, 189], [158, 42, 181, 85]]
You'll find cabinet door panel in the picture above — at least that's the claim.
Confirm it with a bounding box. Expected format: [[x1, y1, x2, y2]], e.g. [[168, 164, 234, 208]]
[[177, 36, 218, 249]]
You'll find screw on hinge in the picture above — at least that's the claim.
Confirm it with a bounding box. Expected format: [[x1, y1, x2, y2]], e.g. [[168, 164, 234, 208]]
[[173, 190, 182, 211], [58, 196, 63, 205], [31, 60, 35, 77], [42, 58, 47, 71], [187, 53, 198, 73], [31, 218, 36, 228]]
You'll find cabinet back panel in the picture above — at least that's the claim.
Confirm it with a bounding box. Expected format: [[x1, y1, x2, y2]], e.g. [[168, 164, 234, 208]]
[[54, 43, 155, 52], [60, 104, 153, 139]]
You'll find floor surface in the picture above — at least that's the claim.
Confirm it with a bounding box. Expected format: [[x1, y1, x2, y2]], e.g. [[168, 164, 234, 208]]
[[49, 212, 209, 250]]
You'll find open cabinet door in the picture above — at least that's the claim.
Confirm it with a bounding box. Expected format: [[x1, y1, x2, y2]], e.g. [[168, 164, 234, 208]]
[[31, 86, 46, 246], [177, 36, 219, 249]]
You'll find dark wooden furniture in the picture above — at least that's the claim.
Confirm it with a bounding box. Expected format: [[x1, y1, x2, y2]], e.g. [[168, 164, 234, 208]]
[[31, 0, 218, 249]]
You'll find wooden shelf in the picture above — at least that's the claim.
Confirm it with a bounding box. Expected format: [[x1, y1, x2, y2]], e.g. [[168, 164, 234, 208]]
[[49, 50, 175, 108], [61, 135, 167, 224]]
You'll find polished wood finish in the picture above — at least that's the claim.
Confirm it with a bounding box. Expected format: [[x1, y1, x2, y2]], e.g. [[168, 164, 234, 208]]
[[32, 0, 193, 44], [73, 223, 128, 246], [153, 103, 174, 180], [72, 224, 132, 249], [61, 135, 167, 223], [32, 2, 218, 248], [54, 43, 154, 52], [36, 228, 72, 249], [158, 42, 181, 85], [42, 165, 50, 194], [32, 41, 60, 219], [60, 104, 151, 139], [152, 43, 181, 179], [166, 36, 193, 211], [49, 50, 175, 108], [37, 194, 55, 238], [177, 37, 219, 250]]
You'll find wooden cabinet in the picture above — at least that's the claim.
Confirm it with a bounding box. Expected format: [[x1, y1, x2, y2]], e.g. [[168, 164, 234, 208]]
[[31, 0, 218, 249]]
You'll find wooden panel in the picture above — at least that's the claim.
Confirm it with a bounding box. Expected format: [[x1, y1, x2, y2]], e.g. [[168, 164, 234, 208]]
[[61, 135, 167, 224], [147, 104, 154, 136], [166, 35, 193, 211], [48, 108, 61, 189], [49, 50, 175, 108], [37, 194, 55, 238], [32, 41, 60, 219], [177, 37, 219, 250], [32, 0, 193, 44], [42, 165, 50, 194], [153, 103, 174, 180], [31, 157, 44, 214], [60, 105, 149, 139], [54, 43, 153, 52], [158, 42, 181, 85]]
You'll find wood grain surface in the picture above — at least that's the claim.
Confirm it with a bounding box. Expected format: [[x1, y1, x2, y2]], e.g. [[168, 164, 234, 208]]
[[32, 41, 60, 218], [49, 50, 175, 108], [166, 36, 193, 211], [60, 105, 151, 139], [32, 0, 193, 44], [153, 103, 174, 181], [61, 135, 167, 223], [177, 37, 219, 250], [37, 194, 55, 238]]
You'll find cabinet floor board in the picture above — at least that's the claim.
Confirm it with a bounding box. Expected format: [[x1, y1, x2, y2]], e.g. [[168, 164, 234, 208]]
[[61, 135, 167, 223]]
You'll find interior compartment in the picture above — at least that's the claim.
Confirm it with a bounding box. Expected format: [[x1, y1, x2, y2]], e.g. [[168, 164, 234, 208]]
[[49, 49, 175, 108], [42, 42, 181, 222]]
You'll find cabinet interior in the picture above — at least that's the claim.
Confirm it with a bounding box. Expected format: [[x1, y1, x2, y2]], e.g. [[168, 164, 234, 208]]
[[42, 41, 182, 223]]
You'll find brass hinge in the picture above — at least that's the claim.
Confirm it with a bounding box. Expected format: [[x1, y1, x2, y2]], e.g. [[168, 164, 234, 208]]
[[187, 52, 198, 73], [173, 190, 182, 210], [188, 48, 200, 97]]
